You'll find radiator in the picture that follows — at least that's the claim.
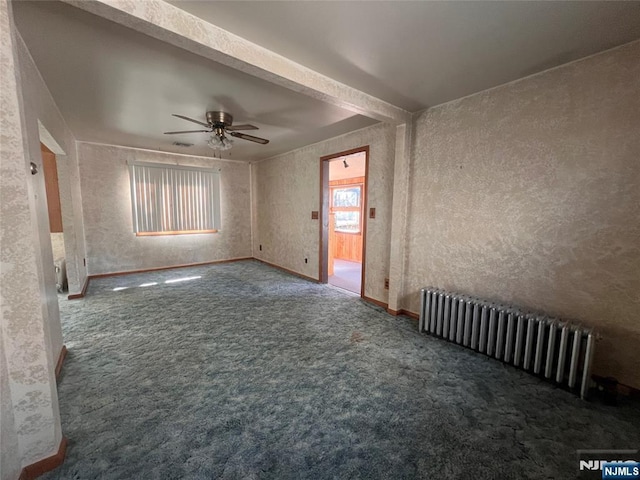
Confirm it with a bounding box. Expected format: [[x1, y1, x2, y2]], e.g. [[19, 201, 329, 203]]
[[419, 288, 596, 399]]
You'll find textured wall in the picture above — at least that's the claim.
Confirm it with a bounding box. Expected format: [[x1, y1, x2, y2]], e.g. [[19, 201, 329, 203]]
[[0, 333, 20, 480], [50, 233, 65, 262], [405, 41, 640, 387], [78, 143, 252, 275], [1, 0, 61, 474], [15, 32, 87, 296], [15, 32, 71, 369], [252, 123, 396, 304]]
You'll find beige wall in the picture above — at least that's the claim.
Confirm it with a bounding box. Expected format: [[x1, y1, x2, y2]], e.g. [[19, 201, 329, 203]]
[[1, 0, 62, 476], [77, 143, 252, 275], [50, 233, 65, 262], [15, 31, 87, 296], [404, 41, 640, 387], [252, 123, 396, 304]]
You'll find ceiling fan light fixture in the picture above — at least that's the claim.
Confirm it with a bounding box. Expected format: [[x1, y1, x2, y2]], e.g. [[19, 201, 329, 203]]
[[167, 111, 269, 147], [207, 134, 233, 151]]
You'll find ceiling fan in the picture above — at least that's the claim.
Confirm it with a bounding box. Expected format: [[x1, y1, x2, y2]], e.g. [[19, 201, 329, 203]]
[[164, 111, 269, 150]]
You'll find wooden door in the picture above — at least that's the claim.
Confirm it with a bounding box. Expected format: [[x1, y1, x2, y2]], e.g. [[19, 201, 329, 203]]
[[328, 213, 335, 276], [41, 144, 63, 233]]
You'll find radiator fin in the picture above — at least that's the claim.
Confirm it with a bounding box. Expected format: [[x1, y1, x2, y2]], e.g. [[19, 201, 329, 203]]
[[418, 288, 595, 399]]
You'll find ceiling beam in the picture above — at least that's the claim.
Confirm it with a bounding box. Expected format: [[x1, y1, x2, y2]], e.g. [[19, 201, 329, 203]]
[[62, 0, 411, 125]]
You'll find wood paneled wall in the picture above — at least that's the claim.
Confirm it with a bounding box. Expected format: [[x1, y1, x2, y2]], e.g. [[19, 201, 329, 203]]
[[332, 230, 362, 262], [41, 144, 63, 233]]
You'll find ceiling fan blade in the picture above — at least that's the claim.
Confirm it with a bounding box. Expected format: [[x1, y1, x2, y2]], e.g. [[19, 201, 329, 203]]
[[164, 130, 210, 134], [229, 131, 269, 144], [225, 124, 259, 131], [172, 114, 209, 128]]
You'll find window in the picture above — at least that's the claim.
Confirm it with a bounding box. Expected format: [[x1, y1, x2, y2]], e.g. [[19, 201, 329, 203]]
[[331, 185, 362, 233], [128, 161, 221, 236]]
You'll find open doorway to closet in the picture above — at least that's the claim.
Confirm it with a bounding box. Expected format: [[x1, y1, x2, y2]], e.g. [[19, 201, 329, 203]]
[[320, 147, 368, 295]]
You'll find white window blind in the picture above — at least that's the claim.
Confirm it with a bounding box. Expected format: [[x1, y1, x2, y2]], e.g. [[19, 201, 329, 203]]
[[128, 161, 221, 235]]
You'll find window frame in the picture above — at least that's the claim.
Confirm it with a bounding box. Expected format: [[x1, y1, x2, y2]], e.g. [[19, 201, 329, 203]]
[[128, 160, 221, 236], [330, 183, 363, 235]]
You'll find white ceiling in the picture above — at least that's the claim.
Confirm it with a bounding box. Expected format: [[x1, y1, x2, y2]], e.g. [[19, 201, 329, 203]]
[[168, 1, 640, 111], [13, 1, 640, 162], [329, 152, 366, 182], [12, 1, 376, 161]]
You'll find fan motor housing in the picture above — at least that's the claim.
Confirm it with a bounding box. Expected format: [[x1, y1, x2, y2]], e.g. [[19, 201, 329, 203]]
[[206, 111, 233, 127]]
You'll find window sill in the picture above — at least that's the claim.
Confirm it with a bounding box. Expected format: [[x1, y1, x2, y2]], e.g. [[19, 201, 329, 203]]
[[136, 229, 218, 237]]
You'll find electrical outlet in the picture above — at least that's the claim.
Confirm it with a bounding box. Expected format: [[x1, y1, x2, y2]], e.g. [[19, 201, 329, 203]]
[[83, 258, 86, 266], [259, 244, 262, 251], [305, 258, 308, 264], [384, 278, 389, 290]]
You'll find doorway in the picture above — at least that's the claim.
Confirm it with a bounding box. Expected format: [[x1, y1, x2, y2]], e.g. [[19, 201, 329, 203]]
[[320, 147, 369, 296]]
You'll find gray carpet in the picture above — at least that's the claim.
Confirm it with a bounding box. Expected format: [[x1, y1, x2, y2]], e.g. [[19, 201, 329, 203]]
[[47, 260, 639, 479]]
